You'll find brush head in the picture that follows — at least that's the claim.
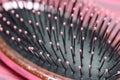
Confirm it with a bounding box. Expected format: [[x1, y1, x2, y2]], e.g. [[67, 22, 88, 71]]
[[0, 0, 120, 80]]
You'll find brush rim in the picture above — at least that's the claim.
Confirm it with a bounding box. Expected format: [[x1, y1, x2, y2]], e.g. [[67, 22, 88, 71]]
[[0, 37, 71, 80]]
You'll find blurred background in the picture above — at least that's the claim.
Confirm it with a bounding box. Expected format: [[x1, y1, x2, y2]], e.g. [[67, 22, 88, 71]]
[[90, 0, 120, 18]]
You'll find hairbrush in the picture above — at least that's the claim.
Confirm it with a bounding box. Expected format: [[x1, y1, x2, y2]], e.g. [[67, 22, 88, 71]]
[[0, 0, 120, 80]]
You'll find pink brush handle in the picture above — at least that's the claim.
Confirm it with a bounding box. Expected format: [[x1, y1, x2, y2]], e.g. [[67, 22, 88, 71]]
[[0, 51, 41, 80]]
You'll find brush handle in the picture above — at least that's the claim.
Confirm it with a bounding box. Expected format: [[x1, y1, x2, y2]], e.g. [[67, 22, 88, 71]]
[[0, 37, 71, 80]]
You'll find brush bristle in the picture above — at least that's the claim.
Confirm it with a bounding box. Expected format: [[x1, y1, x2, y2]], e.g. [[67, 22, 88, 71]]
[[0, 0, 120, 80]]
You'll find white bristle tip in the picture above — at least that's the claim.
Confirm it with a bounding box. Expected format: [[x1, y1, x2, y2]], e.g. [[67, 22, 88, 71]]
[[81, 27, 83, 31], [0, 13, 3, 18], [11, 10, 15, 14], [28, 46, 34, 51], [0, 27, 3, 32], [78, 66, 82, 69], [104, 56, 107, 60], [28, 20, 32, 24], [50, 5, 53, 9], [6, 30, 10, 34], [117, 71, 120, 74], [94, 27, 97, 31], [70, 46, 73, 50], [94, 37, 97, 41], [36, 22, 39, 26], [52, 27, 55, 30], [104, 17, 107, 21], [46, 27, 49, 30], [54, 16, 57, 20], [71, 14, 74, 17], [88, 65, 92, 68], [57, 42, 60, 46], [16, 14, 19, 18], [37, 12, 41, 15], [11, 37, 15, 41], [80, 12, 83, 16], [39, 52, 43, 55], [58, 59, 62, 62], [79, 49, 82, 53], [49, 42, 52, 45], [39, 40, 42, 43], [105, 69, 109, 73], [63, 2, 67, 5], [91, 52, 94, 55], [20, 18, 24, 22], [107, 22, 110, 25], [96, 20, 99, 24], [73, 35, 76, 39], [32, 10, 35, 13], [13, 25, 17, 29], [17, 38, 21, 42], [33, 35, 36, 39], [70, 23, 73, 27], [24, 31, 28, 34], [108, 40, 111, 44], [60, 32, 63, 35], [63, 22, 66, 26], [73, 7, 76, 11], [48, 14, 51, 18], [80, 17, 83, 21], [66, 61, 70, 65], [19, 29, 22, 33], [82, 37, 85, 41], [47, 54, 50, 57], [59, 7, 61, 11], [90, 13, 93, 17], [3, 17, 7, 22]]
